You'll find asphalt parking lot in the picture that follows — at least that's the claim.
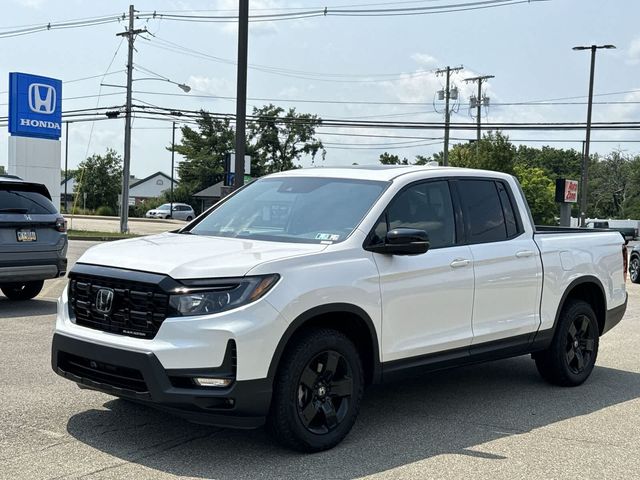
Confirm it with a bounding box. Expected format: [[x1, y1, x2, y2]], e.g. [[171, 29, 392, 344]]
[[1, 240, 639, 480]]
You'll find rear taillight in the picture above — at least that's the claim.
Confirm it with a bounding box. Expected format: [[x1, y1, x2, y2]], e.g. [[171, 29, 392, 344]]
[[55, 216, 67, 233], [623, 245, 628, 282]]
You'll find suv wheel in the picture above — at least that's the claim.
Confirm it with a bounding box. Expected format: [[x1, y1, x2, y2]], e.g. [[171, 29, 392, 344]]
[[186, 216, 193, 221], [630, 256, 640, 283], [1, 280, 44, 300], [534, 300, 599, 386], [268, 328, 364, 452]]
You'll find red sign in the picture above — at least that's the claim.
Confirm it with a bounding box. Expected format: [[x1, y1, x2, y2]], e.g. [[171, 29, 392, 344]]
[[563, 179, 578, 203]]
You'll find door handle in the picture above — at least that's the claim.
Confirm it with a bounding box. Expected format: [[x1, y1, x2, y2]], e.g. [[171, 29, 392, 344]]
[[450, 258, 471, 268], [516, 250, 536, 258]]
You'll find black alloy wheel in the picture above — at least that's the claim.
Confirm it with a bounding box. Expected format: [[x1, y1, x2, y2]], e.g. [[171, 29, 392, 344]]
[[268, 328, 364, 452], [630, 256, 640, 283], [534, 299, 599, 386], [565, 314, 596, 375], [296, 350, 353, 434]]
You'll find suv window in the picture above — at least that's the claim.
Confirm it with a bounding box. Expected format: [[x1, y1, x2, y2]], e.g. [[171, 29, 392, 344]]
[[377, 180, 456, 249], [0, 187, 57, 215], [458, 179, 508, 244]]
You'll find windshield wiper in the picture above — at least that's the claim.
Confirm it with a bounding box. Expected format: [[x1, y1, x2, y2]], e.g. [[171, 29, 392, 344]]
[[0, 208, 29, 213]]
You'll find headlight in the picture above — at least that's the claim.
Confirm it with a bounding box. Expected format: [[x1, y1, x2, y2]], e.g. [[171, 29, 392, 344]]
[[168, 274, 280, 316]]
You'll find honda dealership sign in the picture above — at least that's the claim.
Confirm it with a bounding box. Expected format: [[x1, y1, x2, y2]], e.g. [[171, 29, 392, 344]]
[[8, 72, 62, 139]]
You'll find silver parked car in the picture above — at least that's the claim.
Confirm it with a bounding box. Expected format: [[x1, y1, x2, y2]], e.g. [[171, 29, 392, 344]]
[[145, 203, 195, 221], [0, 175, 68, 300]]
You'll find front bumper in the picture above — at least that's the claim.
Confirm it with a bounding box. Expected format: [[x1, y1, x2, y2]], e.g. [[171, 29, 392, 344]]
[[51, 333, 272, 428]]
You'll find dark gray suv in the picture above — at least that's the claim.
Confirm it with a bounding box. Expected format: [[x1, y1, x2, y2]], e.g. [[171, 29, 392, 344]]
[[0, 175, 68, 300]]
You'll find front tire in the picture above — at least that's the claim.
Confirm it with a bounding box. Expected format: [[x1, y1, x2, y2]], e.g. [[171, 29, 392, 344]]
[[630, 256, 640, 283], [1, 280, 44, 300], [267, 328, 364, 452], [535, 300, 599, 386]]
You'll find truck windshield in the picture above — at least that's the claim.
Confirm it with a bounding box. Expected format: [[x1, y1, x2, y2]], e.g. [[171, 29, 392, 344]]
[[189, 177, 388, 244]]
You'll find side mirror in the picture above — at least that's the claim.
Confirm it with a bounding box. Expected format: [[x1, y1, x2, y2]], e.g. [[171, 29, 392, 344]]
[[366, 228, 430, 255]]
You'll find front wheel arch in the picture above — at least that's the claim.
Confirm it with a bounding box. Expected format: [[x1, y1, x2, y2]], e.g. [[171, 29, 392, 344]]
[[267, 304, 381, 386]]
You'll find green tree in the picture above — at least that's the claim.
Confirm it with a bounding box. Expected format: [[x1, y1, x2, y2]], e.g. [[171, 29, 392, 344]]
[[514, 165, 556, 225], [448, 131, 516, 174], [171, 111, 234, 194], [249, 104, 325, 174], [74, 149, 122, 211], [621, 155, 640, 218], [0, 165, 6, 175], [515, 145, 582, 180], [379, 152, 409, 165], [587, 150, 633, 218]]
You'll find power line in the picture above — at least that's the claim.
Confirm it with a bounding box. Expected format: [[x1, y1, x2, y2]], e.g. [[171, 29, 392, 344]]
[[0, 0, 546, 39]]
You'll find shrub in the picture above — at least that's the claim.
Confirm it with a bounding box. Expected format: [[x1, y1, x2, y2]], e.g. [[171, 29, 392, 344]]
[[95, 205, 115, 216]]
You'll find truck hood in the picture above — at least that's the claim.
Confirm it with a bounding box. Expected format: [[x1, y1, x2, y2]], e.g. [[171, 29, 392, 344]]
[[77, 232, 328, 279]]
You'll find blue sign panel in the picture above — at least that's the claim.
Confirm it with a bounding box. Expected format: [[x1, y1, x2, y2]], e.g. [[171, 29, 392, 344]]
[[8, 72, 62, 140]]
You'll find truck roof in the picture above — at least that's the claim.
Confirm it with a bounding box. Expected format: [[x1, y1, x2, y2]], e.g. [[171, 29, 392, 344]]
[[266, 165, 514, 182]]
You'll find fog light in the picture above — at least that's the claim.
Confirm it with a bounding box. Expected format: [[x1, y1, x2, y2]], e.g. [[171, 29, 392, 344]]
[[193, 377, 232, 387]]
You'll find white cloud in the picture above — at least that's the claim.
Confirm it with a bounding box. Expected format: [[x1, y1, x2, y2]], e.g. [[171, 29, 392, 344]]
[[187, 75, 235, 97], [627, 37, 640, 65], [12, 0, 46, 8], [411, 53, 438, 66]]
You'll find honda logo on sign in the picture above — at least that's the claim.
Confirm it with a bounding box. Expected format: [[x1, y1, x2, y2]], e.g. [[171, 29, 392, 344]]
[[28, 83, 56, 114], [95, 288, 115, 314]]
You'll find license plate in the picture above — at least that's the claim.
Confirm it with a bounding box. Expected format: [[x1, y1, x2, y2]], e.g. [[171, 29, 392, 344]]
[[16, 229, 37, 242]]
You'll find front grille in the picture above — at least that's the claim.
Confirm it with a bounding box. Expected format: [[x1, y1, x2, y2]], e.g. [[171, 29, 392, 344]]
[[58, 351, 148, 393], [69, 273, 170, 339]]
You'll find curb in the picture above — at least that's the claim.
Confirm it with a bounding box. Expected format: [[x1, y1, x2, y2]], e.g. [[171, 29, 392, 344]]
[[64, 214, 183, 225], [67, 235, 139, 242]]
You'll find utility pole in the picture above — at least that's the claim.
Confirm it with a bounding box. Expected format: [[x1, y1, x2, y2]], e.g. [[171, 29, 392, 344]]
[[64, 122, 69, 213], [573, 44, 616, 226], [116, 5, 147, 233], [170, 121, 176, 216], [436, 66, 463, 166], [464, 74, 494, 144], [234, 0, 249, 190]]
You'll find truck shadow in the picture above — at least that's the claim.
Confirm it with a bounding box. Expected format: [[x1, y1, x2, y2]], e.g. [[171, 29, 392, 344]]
[[0, 298, 57, 319], [66, 356, 640, 479]]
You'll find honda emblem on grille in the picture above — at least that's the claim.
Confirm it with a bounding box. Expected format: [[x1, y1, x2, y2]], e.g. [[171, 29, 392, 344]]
[[95, 288, 114, 314]]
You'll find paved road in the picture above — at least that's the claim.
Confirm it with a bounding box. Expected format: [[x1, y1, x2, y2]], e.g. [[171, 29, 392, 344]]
[[64, 216, 184, 235], [1, 240, 639, 479]]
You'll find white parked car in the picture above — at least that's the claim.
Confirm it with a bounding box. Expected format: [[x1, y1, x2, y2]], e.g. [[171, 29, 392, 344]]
[[145, 203, 194, 221], [52, 166, 627, 452]]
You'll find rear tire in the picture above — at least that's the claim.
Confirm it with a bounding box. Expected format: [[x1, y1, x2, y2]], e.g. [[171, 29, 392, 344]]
[[186, 216, 193, 221], [535, 300, 599, 386], [1, 280, 44, 300], [630, 256, 640, 283], [267, 328, 364, 452]]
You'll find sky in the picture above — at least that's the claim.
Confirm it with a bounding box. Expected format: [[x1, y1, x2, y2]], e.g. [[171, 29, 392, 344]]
[[1, 0, 639, 180]]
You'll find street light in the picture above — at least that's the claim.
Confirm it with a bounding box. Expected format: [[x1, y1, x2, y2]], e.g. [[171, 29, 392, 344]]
[[101, 78, 191, 92], [573, 44, 616, 226]]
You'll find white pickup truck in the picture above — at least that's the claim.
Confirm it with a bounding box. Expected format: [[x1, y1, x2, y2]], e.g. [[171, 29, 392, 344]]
[[52, 166, 628, 452]]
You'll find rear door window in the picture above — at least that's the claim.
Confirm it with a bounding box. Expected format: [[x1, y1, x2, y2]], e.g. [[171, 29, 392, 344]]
[[0, 188, 57, 215], [457, 180, 507, 244]]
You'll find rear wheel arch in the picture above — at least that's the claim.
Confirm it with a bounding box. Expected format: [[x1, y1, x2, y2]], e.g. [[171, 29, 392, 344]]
[[554, 276, 607, 335], [267, 304, 381, 386]]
